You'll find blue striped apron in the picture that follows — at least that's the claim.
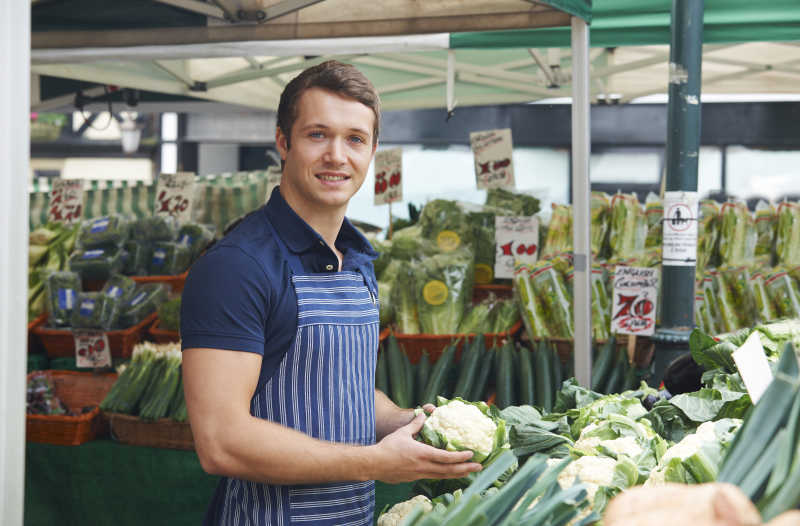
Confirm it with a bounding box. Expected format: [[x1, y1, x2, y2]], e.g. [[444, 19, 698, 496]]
[[211, 218, 379, 526]]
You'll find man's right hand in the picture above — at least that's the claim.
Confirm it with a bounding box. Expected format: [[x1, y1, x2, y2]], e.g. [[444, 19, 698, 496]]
[[367, 413, 483, 484]]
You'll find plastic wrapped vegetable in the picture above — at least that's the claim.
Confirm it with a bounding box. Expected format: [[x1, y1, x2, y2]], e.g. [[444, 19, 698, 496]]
[[721, 266, 757, 328], [414, 249, 474, 334], [749, 272, 778, 323], [608, 193, 642, 260], [418, 199, 472, 254], [147, 241, 192, 276], [513, 263, 550, 340], [465, 207, 497, 284], [177, 223, 214, 260], [70, 292, 120, 330], [390, 225, 424, 261], [753, 200, 776, 263], [118, 283, 168, 328], [644, 192, 663, 249], [485, 187, 540, 216], [530, 261, 573, 338], [700, 274, 722, 333], [775, 201, 800, 267], [100, 273, 136, 302], [457, 301, 492, 334], [378, 281, 394, 327], [488, 298, 520, 334], [765, 269, 800, 319], [591, 191, 611, 257], [591, 265, 611, 341], [391, 260, 420, 334], [122, 240, 149, 276], [718, 201, 750, 266], [44, 271, 81, 327], [542, 204, 572, 259], [697, 200, 720, 278], [130, 215, 179, 243], [371, 238, 392, 279], [68, 246, 124, 281], [157, 297, 181, 332], [711, 269, 744, 333], [77, 215, 129, 248]]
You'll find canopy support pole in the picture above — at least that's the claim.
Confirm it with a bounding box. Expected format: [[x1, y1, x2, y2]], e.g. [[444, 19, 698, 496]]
[[1, 0, 30, 523], [570, 16, 592, 388], [652, 0, 704, 386]]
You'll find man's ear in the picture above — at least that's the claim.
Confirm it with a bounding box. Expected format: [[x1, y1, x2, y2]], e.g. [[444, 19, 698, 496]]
[[275, 127, 289, 159]]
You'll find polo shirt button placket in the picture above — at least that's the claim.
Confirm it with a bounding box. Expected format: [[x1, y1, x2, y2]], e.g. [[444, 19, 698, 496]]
[[325, 264, 334, 271]]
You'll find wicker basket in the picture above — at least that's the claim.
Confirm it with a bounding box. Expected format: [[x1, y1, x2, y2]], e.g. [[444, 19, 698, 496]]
[[105, 412, 194, 451], [148, 319, 180, 343], [26, 370, 118, 446], [393, 321, 522, 364], [472, 284, 513, 302], [33, 312, 158, 359], [132, 270, 189, 293], [28, 312, 47, 354]]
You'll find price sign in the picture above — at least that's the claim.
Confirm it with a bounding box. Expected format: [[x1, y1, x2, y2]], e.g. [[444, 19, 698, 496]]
[[374, 148, 403, 205], [48, 179, 84, 225], [733, 331, 774, 404], [494, 216, 539, 280], [469, 128, 515, 190], [264, 166, 282, 203], [663, 191, 698, 267], [73, 330, 111, 368], [611, 266, 659, 336], [155, 172, 195, 224]]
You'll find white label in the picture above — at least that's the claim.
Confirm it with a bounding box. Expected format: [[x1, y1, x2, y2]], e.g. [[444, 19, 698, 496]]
[[73, 330, 112, 368], [494, 216, 539, 279], [663, 191, 699, 266], [611, 266, 659, 336], [373, 148, 403, 205], [264, 167, 282, 203], [469, 128, 515, 190], [48, 179, 84, 225], [129, 292, 147, 307], [733, 331, 774, 404], [155, 172, 195, 224]]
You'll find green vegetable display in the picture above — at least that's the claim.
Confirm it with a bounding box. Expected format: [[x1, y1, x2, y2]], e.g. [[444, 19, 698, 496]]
[[389, 225, 424, 261], [100, 273, 136, 302], [644, 192, 663, 249], [697, 200, 720, 278], [157, 297, 181, 332], [776, 201, 800, 266], [390, 260, 420, 334], [176, 222, 215, 260], [68, 246, 124, 281], [122, 240, 149, 276], [413, 249, 474, 335], [418, 199, 473, 253], [590, 192, 610, 257], [718, 201, 754, 266], [70, 292, 120, 330], [378, 281, 394, 327], [130, 215, 179, 242], [485, 188, 540, 217], [513, 263, 550, 340], [147, 241, 192, 276], [43, 271, 82, 326], [77, 215, 129, 248], [754, 200, 777, 264], [118, 283, 168, 328], [608, 193, 642, 260], [749, 272, 778, 323], [542, 204, 572, 259], [530, 262, 573, 338], [765, 269, 800, 319]]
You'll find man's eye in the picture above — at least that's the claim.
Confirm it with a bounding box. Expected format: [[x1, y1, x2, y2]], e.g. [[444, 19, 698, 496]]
[[309, 131, 324, 138], [349, 135, 365, 144]]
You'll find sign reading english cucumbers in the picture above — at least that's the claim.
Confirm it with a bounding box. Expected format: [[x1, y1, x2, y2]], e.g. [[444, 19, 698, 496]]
[[611, 266, 659, 336], [469, 128, 515, 190]]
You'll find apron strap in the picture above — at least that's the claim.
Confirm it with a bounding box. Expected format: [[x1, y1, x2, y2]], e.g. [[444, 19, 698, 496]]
[[263, 214, 305, 275]]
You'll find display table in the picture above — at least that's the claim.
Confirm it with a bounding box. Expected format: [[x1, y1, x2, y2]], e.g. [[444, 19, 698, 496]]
[[25, 440, 412, 525]]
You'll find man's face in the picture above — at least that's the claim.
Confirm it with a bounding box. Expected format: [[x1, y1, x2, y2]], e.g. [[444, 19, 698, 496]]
[[276, 87, 376, 212]]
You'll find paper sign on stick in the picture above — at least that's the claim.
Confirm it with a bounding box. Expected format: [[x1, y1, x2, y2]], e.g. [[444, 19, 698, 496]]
[[73, 330, 112, 369], [733, 331, 774, 404], [48, 179, 84, 225], [374, 148, 403, 205], [469, 128, 515, 190], [155, 172, 195, 224], [494, 216, 539, 280], [611, 266, 659, 336]]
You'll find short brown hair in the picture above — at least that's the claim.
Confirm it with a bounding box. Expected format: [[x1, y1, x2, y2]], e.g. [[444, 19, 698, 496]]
[[277, 60, 381, 149]]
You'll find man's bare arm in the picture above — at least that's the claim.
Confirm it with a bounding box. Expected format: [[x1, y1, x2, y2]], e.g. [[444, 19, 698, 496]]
[[183, 348, 482, 486]]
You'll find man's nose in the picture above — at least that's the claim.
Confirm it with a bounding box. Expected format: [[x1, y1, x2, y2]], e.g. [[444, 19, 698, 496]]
[[323, 137, 346, 164]]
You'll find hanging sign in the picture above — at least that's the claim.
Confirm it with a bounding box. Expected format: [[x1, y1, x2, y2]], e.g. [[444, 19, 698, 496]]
[[663, 191, 698, 266], [494, 216, 539, 280], [155, 172, 195, 224], [374, 148, 403, 205], [48, 179, 84, 225], [264, 166, 282, 203], [733, 331, 774, 404], [611, 266, 659, 336], [73, 330, 112, 369], [469, 128, 515, 190]]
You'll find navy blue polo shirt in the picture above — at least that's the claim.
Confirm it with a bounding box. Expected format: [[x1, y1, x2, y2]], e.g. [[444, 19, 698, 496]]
[[180, 186, 378, 387]]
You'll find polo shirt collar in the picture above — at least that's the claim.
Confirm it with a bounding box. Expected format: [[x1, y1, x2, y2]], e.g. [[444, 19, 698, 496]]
[[263, 186, 377, 258]]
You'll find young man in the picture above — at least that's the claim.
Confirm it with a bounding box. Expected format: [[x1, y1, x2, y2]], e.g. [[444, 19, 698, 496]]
[[181, 60, 481, 526]]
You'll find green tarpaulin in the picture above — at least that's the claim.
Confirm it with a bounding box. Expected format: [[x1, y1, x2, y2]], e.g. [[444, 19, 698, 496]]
[[452, 0, 800, 48]]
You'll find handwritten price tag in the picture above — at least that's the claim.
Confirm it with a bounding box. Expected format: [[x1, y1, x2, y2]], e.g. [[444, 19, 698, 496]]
[[48, 179, 84, 225], [73, 330, 111, 368], [470, 128, 515, 190], [374, 148, 403, 205], [611, 266, 659, 336], [155, 172, 195, 224], [494, 216, 539, 279]]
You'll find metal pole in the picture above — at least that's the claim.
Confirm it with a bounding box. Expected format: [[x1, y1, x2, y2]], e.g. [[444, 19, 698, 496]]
[[652, 0, 704, 385], [571, 16, 592, 388], [1, 0, 30, 523]]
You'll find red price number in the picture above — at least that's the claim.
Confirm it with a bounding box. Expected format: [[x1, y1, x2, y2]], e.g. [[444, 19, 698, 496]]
[[157, 190, 190, 216], [613, 294, 655, 333], [500, 241, 537, 257], [49, 188, 83, 223]]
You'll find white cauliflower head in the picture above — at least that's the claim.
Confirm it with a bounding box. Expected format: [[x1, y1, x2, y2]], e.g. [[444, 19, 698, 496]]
[[425, 400, 497, 459], [550, 456, 618, 502], [377, 495, 433, 526]]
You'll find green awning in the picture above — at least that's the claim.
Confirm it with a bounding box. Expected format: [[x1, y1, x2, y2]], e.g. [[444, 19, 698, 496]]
[[539, 0, 592, 23], [452, 0, 800, 48]]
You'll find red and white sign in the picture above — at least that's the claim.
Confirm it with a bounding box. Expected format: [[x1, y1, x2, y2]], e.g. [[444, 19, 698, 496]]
[[374, 148, 403, 205], [494, 216, 539, 279], [155, 172, 195, 224], [470, 128, 515, 190], [48, 179, 84, 225], [73, 330, 112, 369], [611, 266, 659, 336]]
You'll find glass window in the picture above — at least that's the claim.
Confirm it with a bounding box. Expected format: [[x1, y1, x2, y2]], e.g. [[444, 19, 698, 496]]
[[698, 146, 723, 200], [726, 146, 800, 202], [590, 150, 661, 184]]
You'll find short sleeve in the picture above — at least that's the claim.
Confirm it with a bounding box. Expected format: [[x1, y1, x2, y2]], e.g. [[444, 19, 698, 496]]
[[180, 245, 270, 355]]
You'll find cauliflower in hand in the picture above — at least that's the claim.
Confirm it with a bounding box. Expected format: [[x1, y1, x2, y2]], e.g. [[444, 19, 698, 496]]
[[377, 495, 433, 526]]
